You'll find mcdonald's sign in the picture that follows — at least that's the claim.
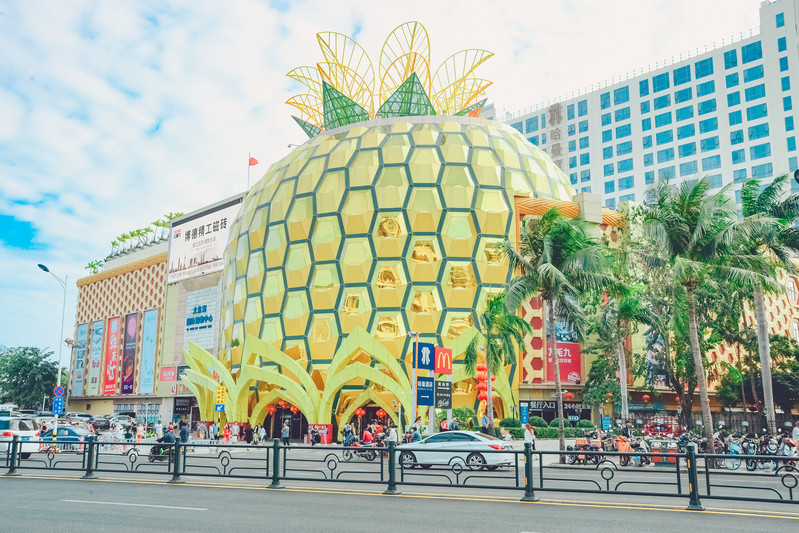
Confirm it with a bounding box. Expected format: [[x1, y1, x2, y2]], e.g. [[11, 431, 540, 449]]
[[434, 347, 452, 375]]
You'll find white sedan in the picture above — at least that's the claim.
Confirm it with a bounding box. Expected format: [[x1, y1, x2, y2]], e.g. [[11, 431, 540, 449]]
[[397, 430, 514, 470], [0, 417, 40, 459]]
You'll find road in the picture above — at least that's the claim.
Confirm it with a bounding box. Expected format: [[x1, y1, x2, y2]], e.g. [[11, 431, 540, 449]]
[[2, 474, 798, 532]]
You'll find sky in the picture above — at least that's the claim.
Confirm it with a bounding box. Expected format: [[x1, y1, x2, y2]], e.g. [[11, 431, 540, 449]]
[[0, 0, 763, 362]]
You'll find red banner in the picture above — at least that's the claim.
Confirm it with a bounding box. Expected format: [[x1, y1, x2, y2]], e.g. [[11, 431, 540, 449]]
[[546, 342, 582, 384], [306, 424, 333, 444], [160, 366, 177, 382], [103, 317, 120, 395]]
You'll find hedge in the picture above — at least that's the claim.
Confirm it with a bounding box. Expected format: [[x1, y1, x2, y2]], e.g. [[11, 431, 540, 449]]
[[499, 417, 521, 428], [576, 419, 595, 428], [494, 427, 589, 439], [528, 416, 548, 428], [549, 417, 572, 428]]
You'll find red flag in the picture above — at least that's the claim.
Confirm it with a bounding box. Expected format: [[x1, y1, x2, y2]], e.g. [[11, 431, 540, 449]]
[[248, 157, 259, 166]]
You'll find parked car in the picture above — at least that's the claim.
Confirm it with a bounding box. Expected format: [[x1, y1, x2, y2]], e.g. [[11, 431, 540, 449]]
[[39, 427, 92, 452], [90, 417, 111, 431], [396, 430, 514, 470], [109, 414, 135, 426], [0, 414, 40, 459], [65, 412, 92, 421]]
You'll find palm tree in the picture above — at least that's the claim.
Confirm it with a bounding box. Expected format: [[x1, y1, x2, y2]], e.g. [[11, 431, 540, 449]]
[[117, 232, 130, 253], [641, 178, 766, 451], [464, 292, 532, 435], [740, 174, 799, 432], [504, 209, 613, 452]]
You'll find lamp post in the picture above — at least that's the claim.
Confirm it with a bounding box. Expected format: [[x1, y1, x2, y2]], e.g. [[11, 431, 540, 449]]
[[408, 331, 419, 430], [38, 263, 67, 435]]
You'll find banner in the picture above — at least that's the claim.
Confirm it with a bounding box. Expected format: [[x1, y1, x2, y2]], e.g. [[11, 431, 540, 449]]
[[184, 286, 221, 351], [103, 317, 120, 395], [434, 347, 452, 375], [413, 342, 435, 371], [546, 341, 582, 384], [72, 324, 88, 396], [121, 313, 138, 394], [139, 309, 158, 394], [416, 377, 434, 406], [435, 380, 452, 409], [167, 198, 243, 283], [160, 366, 178, 382], [86, 320, 104, 396]]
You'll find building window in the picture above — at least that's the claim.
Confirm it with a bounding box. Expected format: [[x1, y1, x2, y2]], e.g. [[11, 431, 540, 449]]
[[657, 148, 675, 163], [567, 104, 575, 120], [601, 112, 612, 126], [655, 112, 672, 127], [730, 129, 744, 145], [614, 86, 630, 105], [732, 149, 746, 165], [511, 122, 523, 133], [580, 169, 591, 182], [679, 142, 696, 157], [752, 162, 773, 179], [697, 99, 717, 115], [616, 124, 632, 138], [618, 176, 634, 190], [644, 153, 654, 166], [653, 72, 670, 92], [744, 84, 766, 102], [743, 65, 765, 82], [787, 116, 795, 132], [569, 156, 577, 169], [700, 136, 719, 152], [568, 124, 576, 136], [676, 106, 694, 121], [570, 173, 578, 185], [702, 155, 721, 171], [748, 123, 769, 140], [708, 174, 723, 188], [617, 158, 633, 173], [695, 58, 714, 79], [605, 180, 615, 194], [746, 103, 768, 121], [526, 116, 539, 132], [645, 171, 655, 184], [729, 110, 743, 125], [619, 193, 635, 203], [750, 143, 771, 160], [791, 157, 799, 172], [606, 198, 616, 209], [579, 136, 589, 149], [639, 79, 650, 97], [528, 135, 539, 146], [656, 130, 673, 145], [643, 135, 653, 148], [654, 95, 671, 110], [642, 118, 652, 131], [724, 49, 738, 69], [581, 186, 591, 193], [542, 132, 547, 144], [785, 96, 793, 111], [604, 163, 614, 177], [678, 124, 696, 139], [615, 107, 631, 121], [778, 37, 787, 52], [579, 120, 589, 133], [617, 141, 633, 155], [660, 166, 676, 180], [603, 146, 613, 159], [580, 153, 590, 165], [699, 118, 718, 134], [542, 113, 547, 128], [680, 161, 698, 176], [602, 129, 613, 142], [727, 91, 741, 107], [673, 65, 691, 86], [569, 140, 576, 153], [733, 168, 747, 182], [789, 137, 797, 152], [697, 80, 715, 97], [641, 101, 651, 114], [780, 56, 789, 72], [792, 320, 799, 343], [578, 99, 588, 116], [741, 41, 763, 63], [782, 77, 791, 91], [777, 12, 785, 28], [675, 87, 693, 103], [726, 73, 739, 88]]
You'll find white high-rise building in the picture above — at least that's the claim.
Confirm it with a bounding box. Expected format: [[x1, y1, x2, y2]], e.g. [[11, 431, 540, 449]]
[[493, 0, 798, 210]]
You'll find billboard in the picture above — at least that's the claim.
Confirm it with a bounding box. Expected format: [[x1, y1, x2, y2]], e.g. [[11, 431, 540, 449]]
[[139, 309, 159, 394], [86, 320, 104, 396], [103, 317, 120, 395], [121, 313, 138, 394], [546, 341, 582, 384], [434, 347, 452, 375], [167, 198, 242, 283], [72, 323, 88, 396], [184, 286, 221, 351]]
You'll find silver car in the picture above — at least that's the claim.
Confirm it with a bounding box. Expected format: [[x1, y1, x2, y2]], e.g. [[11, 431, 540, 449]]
[[397, 430, 515, 470]]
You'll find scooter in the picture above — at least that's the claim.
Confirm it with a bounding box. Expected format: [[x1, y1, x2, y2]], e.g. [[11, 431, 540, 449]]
[[147, 443, 174, 462], [342, 439, 377, 461], [615, 435, 632, 466]]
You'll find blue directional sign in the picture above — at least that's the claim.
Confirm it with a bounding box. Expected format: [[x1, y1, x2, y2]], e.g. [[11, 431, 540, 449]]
[[520, 402, 529, 425], [215, 404, 225, 412], [602, 417, 612, 431], [53, 397, 64, 415], [413, 342, 435, 371], [416, 377, 434, 406]]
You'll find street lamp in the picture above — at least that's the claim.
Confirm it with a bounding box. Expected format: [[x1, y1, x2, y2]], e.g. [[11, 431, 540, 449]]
[[407, 331, 419, 429], [38, 263, 67, 434]]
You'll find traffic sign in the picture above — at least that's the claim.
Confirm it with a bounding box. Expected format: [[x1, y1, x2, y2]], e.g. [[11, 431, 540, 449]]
[[53, 396, 64, 415], [434, 380, 452, 409], [602, 416, 612, 431], [53, 386, 64, 397], [416, 377, 434, 406], [215, 404, 225, 412], [215, 384, 226, 404]]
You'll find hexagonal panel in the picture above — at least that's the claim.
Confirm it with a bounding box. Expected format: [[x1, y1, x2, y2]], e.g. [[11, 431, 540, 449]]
[[311, 216, 342, 262], [491, 137, 523, 171], [285, 242, 311, 288], [474, 189, 510, 236], [371, 260, 407, 308], [261, 269, 285, 314], [340, 237, 373, 282], [410, 123, 441, 146], [260, 316, 283, 347], [341, 189, 374, 235], [440, 311, 475, 340], [440, 212, 477, 258], [406, 187, 442, 232], [349, 149, 380, 187], [470, 148, 502, 186], [246, 250, 265, 295], [286, 195, 314, 241], [373, 166, 409, 209], [328, 138, 358, 170], [381, 133, 412, 165], [371, 311, 406, 355], [268, 178, 296, 224], [296, 155, 326, 195], [308, 313, 339, 360], [310, 263, 341, 310], [244, 296, 263, 337], [441, 260, 478, 309], [372, 213, 408, 258], [247, 206, 267, 250], [264, 224, 288, 269], [405, 236, 443, 282], [407, 147, 441, 184], [405, 285, 442, 334], [316, 170, 346, 214], [475, 237, 508, 285], [339, 286, 372, 333], [440, 165, 475, 209], [282, 290, 310, 337], [439, 133, 469, 163]]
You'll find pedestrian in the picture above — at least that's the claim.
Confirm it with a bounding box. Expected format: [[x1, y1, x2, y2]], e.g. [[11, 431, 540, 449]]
[[282, 422, 290, 446], [245, 424, 253, 444], [212, 422, 219, 441], [481, 416, 489, 435], [180, 423, 189, 443], [450, 419, 460, 431], [223, 424, 231, 444], [362, 425, 373, 443], [231, 423, 240, 444], [259, 425, 266, 444], [385, 425, 398, 443], [410, 427, 422, 442], [793, 421, 799, 443], [500, 427, 512, 441], [136, 423, 144, 442], [155, 419, 163, 439], [413, 416, 422, 433], [524, 423, 536, 451]]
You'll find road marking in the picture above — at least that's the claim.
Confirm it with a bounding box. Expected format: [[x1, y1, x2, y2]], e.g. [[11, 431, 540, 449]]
[[62, 499, 207, 511]]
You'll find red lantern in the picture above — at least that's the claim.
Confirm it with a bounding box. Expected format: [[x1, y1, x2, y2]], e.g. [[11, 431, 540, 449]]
[[376, 409, 386, 418], [564, 391, 573, 400], [476, 382, 487, 392], [642, 394, 650, 403], [279, 400, 288, 408], [490, 375, 496, 381], [354, 408, 365, 418], [476, 363, 487, 372], [476, 372, 487, 382], [267, 405, 277, 415], [477, 392, 487, 401], [290, 405, 299, 414]]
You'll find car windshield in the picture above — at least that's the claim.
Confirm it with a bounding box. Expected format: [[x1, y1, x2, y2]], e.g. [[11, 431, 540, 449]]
[[477, 432, 501, 441]]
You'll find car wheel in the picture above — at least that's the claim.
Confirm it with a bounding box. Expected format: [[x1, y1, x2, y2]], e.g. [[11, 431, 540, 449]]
[[466, 453, 486, 470], [485, 465, 499, 471], [419, 463, 432, 469], [400, 452, 416, 469], [21, 453, 30, 459]]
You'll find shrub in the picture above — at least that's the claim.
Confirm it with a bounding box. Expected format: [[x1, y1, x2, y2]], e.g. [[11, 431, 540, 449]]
[[549, 417, 572, 428], [499, 417, 521, 428], [576, 419, 595, 428], [528, 416, 548, 428], [533, 427, 589, 439], [452, 407, 477, 430], [494, 427, 525, 439]]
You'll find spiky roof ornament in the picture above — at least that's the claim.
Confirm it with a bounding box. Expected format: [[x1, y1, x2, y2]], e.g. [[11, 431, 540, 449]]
[[287, 22, 493, 137]]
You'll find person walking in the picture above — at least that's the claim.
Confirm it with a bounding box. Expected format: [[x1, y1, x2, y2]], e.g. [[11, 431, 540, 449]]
[[281, 422, 290, 446], [792, 421, 799, 443], [223, 424, 231, 444], [524, 423, 536, 451], [155, 420, 163, 440], [385, 425, 398, 443], [259, 425, 266, 444], [179, 423, 189, 443]]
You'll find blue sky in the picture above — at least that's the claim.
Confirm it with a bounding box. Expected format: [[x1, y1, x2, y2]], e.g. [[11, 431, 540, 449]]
[[0, 0, 761, 359]]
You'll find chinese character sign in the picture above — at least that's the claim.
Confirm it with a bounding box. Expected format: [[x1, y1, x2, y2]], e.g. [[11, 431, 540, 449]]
[[72, 323, 88, 396], [545, 341, 582, 384], [160, 366, 177, 382], [414, 342, 435, 371], [86, 320, 104, 396], [183, 287, 221, 352], [138, 309, 158, 394], [121, 313, 138, 395], [416, 377, 434, 406], [103, 317, 120, 395]]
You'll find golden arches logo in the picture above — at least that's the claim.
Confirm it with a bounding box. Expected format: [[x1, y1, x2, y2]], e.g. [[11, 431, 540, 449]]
[[434, 347, 452, 375]]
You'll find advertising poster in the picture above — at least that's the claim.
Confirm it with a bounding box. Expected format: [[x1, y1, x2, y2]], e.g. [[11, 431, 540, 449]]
[[435, 380, 452, 409], [86, 320, 104, 396], [184, 286, 221, 351], [72, 323, 88, 396], [160, 366, 178, 382], [434, 347, 452, 374], [546, 341, 582, 384], [167, 198, 243, 283], [103, 317, 120, 395], [139, 309, 159, 394], [121, 313, 138, 394]]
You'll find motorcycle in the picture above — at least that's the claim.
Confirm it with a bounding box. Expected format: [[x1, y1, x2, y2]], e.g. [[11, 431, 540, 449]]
[[567, 437, 594, 465], [147, 443, 174, 463], [744, 433, 778, 472], [615, 435, 632, 466], [778, 435, 797, 468], [342, 439, 377, 461]]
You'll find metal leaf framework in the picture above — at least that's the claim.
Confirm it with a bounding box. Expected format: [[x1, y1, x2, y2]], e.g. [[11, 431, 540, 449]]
[[286, 21, 492, 137]]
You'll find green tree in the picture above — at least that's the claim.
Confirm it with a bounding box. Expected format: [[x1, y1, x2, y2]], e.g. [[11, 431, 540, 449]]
[[0, 347, 66, 409], [504, 209, 613, 452], [641, 178, 765, 450], [739, 173, 799, 431], [464, 292, 531, 435]]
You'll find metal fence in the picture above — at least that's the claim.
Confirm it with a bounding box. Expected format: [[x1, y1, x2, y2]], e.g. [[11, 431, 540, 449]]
[[4, 435, 798, 509]]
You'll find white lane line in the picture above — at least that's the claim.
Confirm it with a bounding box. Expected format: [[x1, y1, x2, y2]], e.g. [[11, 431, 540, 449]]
[[62, 500, 207, 511]]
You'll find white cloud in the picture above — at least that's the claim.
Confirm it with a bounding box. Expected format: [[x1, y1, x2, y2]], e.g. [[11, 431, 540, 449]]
[[0, 0, 762, 354]]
